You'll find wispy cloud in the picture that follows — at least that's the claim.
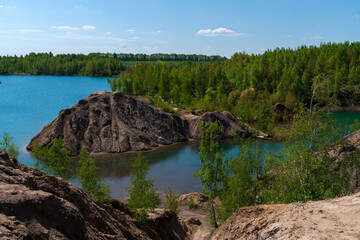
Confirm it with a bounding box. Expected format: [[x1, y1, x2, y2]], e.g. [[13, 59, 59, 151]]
[[126, 29, 136, 33], [82, 25, 96, 30], [0, 5, 16, 9], [51, 26, 80, 31], [196, 27, 246, 37], [132, 36, 141, 40], [104, 32, 112, 35], [355, 14, 360, 18], [302, 35, 322, 40], [14, 29, 43, 33], [287, 33, 323, 40]]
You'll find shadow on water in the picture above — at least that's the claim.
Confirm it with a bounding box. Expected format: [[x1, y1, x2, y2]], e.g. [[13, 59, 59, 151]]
[[94, 138, 284, 200]]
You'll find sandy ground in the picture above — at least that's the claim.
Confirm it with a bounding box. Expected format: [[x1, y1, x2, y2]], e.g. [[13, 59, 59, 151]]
[[209, 192, 360, 240]]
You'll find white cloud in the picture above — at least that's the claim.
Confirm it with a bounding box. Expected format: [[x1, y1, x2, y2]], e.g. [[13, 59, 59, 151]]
[[82, 25, 96, 30], [196, 27, 245, 37], [15, 29, 43, 33], [156, 30, 161, 33], [51, 26, 80, 31], [126, 29, 135, 33], [104, 32, 112, 35], [302, 35, 322, 40], [287, 33, 322, 40], [0, 5, 16, 9], [132, 36, 140, 40]]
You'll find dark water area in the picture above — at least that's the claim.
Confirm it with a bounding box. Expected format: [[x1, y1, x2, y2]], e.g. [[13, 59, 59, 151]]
[[1, 75, 359, 199], [94, 139, 284, 199]]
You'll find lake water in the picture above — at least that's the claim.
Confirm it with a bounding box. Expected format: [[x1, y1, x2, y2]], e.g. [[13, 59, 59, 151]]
[[1, 75, 359, 199]]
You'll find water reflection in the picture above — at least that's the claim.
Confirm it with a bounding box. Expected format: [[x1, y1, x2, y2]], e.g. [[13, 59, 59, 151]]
[[95, 139, 284, 199]]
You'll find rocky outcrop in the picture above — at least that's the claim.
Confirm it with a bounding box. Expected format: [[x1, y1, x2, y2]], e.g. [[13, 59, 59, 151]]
[[336, 129, 360, 191], [207, 192, 360, 240], [27, 92, 189, 155], [27, 92, 254, 156], [181, 111, 252, 140], [0, 151, 189, 240]]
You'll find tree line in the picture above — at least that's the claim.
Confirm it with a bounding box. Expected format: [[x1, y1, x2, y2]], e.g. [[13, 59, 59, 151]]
[[110, 41, 360, 133], [0, 52, 222, 76], [90, 52, 224, 62]]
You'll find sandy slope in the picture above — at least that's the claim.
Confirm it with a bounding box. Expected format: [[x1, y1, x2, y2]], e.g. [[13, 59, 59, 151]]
[[209, 192, 360, 240]]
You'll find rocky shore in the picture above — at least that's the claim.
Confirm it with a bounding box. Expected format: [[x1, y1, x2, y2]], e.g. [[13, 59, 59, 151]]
[[27, 91, 263, 156]]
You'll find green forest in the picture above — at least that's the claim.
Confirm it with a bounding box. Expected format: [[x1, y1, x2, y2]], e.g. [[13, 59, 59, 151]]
[[2, 42, 360, 133], [0, 52, 221, 76], [109, 42, 360, 133]]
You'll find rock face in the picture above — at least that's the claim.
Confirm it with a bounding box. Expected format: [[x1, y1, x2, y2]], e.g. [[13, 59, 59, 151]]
[[208, 193, 360, 240], [27, 92, 189, 155], [337, 129, 360, 191], [181, 111, 252, 140], [27, 92, 253, 155], [0, 151, 196, 240]]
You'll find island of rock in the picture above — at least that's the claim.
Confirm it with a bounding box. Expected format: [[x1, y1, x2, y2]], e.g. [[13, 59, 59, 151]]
[[27, 91, 258, 155]]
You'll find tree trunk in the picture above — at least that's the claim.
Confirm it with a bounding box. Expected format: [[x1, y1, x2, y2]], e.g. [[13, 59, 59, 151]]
[[211, 198, 218, 228]]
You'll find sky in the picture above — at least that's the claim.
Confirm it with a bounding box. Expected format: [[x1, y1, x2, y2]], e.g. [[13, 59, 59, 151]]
[[0, 0, 360, 57]]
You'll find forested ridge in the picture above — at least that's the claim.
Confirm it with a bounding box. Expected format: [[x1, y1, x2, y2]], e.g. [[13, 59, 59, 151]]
[[2, 42, 360, 132], [0, 52, 222, 76], [109, 42, 360, 132]]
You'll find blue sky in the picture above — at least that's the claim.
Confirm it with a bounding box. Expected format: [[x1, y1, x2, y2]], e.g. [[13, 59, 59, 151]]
[[0, 0, 360, 57]]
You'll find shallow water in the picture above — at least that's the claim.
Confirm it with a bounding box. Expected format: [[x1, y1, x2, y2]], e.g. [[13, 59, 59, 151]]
[[0, 75, 359, 199]]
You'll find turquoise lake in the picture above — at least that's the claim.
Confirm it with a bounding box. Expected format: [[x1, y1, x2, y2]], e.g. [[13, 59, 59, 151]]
[[1, 75, 359, 199]]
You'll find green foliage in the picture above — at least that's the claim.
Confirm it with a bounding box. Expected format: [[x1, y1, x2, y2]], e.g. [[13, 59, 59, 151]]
[[0, 131, 19, 159], [32, 138, 73, 180], [262, 108, 358, 203], [187, 198, 198, 209], [165, 185, 180, 215], [194, 108, 360, 222], [349, 119, 360, 133], [107, 77, 118, 91], [127, 152, 160, 221], [0, 52, 219, 76], [77, 149, 111, 203], [32, 140, 111, 203], [220, 141, 263, 221], [194, 121, 227, 228], [105, 42, 360, 132]]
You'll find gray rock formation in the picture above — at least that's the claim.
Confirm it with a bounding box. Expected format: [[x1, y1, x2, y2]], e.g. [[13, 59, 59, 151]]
[[27, 92, 253, 156], [181, 111, 252, 140], [27, 92, 189, 155]]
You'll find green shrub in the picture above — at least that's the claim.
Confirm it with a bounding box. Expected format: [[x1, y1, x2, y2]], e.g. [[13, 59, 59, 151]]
[[32, 138, 73, 180], [187, 198, 197, 209], [127, 152, 160, 222], [165, 185, 180, 215], [77, 149, 111, 203], [0, 131, 19, 159]]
